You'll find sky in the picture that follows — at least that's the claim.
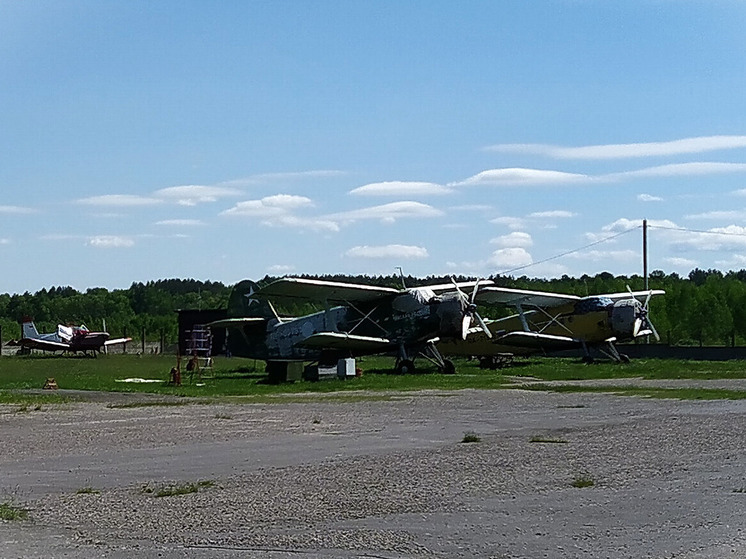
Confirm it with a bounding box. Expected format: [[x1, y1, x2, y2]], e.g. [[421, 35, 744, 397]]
[[2, 1, 746, 295]]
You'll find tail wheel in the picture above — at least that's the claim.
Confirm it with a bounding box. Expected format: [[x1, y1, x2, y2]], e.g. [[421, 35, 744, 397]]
[[396, 359, 416, 375]]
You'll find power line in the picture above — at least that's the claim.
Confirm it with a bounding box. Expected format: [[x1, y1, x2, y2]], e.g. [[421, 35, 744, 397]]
[[649, 224, 746, 237], [496, 226, 641, 276]]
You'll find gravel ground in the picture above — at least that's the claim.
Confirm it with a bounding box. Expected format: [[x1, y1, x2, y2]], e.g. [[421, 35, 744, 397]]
[[1, 385, 746, 558]]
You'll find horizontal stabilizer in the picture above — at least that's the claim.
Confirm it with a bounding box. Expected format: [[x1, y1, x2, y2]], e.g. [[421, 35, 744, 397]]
[[104, 337, 132, 346], [297, 332, 392, 351], [495, 331, 579, 351], [15, 338, 70, 351], [207, 317, 266, 328]]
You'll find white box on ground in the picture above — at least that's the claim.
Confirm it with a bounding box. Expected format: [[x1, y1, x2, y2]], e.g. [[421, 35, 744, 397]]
[[337, 358, 356, 378]]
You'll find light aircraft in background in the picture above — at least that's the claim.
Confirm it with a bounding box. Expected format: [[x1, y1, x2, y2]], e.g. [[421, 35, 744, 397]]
[[437, 287, 665, 365], [209, 277, 493, 375], [10, 318, 131, 356]]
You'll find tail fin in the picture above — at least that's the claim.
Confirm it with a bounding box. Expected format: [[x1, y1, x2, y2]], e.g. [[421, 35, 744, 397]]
[[21, 318, 40, 340], [228, 280, 278, 320]]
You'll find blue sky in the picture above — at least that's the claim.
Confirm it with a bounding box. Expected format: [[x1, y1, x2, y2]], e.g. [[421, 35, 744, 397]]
[[2, 1, 746, 294]]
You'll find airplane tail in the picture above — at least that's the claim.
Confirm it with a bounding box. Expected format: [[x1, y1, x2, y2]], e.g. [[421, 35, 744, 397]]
[[21, 317, 40, 340], [228, 280, 278, 320]]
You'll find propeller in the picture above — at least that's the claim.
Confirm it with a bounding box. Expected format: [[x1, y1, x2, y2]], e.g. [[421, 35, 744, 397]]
[[451, 277, 492, 340], [626, 285, 660, 342]]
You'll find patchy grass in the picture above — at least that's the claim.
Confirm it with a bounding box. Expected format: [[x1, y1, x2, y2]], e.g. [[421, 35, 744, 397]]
[[1, 354, 746, 401], [524, 384, 746, 401], [107, 400, 195, 409], [571, 475, 595, 488], [143, 480, 216, 498], [530, 435, 568, 444], [76, 487, 100, 495], [0, 501, 29, 521], [461, 431, 481, 443]]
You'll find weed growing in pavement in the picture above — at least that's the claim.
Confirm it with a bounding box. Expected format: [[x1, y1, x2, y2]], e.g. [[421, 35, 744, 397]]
[[529, 436, 568, 444], [461, 431, 481, 443], [0, 501, 28, 521], [142, 480, 216, 498], [571, 475, 595, 488]]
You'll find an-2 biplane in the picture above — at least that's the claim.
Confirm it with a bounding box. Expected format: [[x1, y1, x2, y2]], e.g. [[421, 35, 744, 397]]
[[10, 318, 131, 356], [437, 287, 664, 365], [210, 277, 493, 376]]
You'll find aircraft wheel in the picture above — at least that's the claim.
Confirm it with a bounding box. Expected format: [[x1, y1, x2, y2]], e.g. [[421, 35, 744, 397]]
[[441, 359, 456, 375], [619, 354, 631, 364], [582, 355, 595, 364], [396, 359, 416, 375]]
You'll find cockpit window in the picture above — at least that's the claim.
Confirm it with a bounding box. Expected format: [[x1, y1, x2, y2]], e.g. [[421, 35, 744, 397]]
[[574, 296, 614, 314]]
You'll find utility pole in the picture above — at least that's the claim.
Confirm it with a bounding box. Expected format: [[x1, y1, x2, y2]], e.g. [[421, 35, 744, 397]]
[[643, 218, 648, 290]]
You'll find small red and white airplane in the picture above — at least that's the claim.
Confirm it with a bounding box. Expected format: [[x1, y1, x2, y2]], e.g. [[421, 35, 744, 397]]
[[10, 318, 131, 356]]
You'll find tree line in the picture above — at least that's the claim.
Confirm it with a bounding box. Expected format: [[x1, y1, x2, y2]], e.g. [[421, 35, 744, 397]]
[[0, 269, 744, 347]]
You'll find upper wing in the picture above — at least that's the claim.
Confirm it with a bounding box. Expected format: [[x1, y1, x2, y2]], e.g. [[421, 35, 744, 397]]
[[476, 287, 581, 308], [207, 317, 267, 328], [296, 332, 392, 351], [422, 279, 495, 295], [256, 278, 401, 303], [594, 289, 665, 303]]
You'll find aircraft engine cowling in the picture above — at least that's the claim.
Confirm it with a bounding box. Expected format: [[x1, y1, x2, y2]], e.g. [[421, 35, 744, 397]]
[[610, 299, 639, 338], [435, 294, 467, 339]]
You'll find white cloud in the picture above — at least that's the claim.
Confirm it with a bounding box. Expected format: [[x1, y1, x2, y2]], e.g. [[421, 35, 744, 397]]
[[268, 264, 296, 273], [607, 162, 746, 180], [638, 193, 663, 202], [487, 247, 533, 270], [221, 195, 338, 231], [227, 170, 346, 187], [565, 249, 638, 262], [329, 201, 443, 224], [684, 210, 746, 220], [154, 185, 241, 206], [0, 205, 37, 214], [76, 194, 161, 207], [664, 257, 698, 269], [452, 204, 493, 211], [344, 244, 429, 259], [527, 210, 576, 219], [490, 216, 527, 230], [155, 219, 205, 226], [265, 214, 340, 232], [451, 168, 589, 187], [87, 236, 135, 248], [261, 194, 314, 209], [670, 225, 746, 252], [485, 135, 746, 159], [490, 232, 533, 249], [349, 181, 452, 196], [0, 238, 10, 245]]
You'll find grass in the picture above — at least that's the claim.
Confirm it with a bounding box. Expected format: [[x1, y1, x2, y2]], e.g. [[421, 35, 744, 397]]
[[461, 431, 481, 443], [144, 480, 215, 498], [571, 475, 595, 488], [530, 435, 568, 444], [76, 487, 100, 495], [1, 354, 746, 401], [523, 384, 746, 401], [0, 501, 29, 521]]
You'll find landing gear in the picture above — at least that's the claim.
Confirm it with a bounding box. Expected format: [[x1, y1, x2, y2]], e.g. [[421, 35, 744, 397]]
[[441, 359, 456, 375], [395, 359, 416, 375]]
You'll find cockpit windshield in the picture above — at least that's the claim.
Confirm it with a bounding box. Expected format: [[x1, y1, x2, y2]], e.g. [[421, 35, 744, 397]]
[[574, 296, 614, 314]]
